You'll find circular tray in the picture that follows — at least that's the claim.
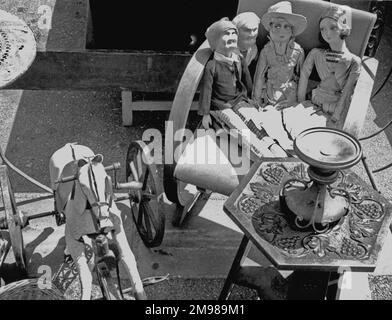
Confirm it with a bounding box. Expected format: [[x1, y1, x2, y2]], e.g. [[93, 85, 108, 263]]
[[0, 9, 36, 88], [294, 127, 362, 170]]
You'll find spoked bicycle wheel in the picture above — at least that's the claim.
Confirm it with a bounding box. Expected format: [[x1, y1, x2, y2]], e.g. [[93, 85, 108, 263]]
[[125, 141, 165, 247], [0, 165, 27, 275]]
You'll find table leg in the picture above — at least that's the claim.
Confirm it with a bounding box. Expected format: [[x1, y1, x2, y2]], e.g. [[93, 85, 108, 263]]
[[287, 271, 333, 300], [219, 235, 251, 300], [325, 272, 341, 300]]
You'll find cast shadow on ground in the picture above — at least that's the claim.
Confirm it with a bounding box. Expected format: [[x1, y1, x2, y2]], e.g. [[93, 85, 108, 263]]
[[25, 227, 65, 278]]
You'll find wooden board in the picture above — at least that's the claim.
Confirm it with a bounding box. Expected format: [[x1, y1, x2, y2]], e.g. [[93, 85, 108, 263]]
[[6, 50, 191, 91], [342, 58, 378, 138]]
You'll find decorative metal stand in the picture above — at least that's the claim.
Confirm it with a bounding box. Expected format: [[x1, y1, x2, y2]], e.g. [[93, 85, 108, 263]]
[[281, 128, 362, 234]]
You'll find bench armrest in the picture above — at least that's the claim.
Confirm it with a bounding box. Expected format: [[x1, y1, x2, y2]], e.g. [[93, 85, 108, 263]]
[[342, 57, 379, 138]]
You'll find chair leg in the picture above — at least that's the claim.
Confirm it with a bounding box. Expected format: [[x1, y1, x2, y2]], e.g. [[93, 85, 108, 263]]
[[219, 235, 251, 300]]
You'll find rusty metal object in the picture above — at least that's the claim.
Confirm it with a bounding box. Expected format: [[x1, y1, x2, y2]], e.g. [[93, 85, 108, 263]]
[[0, 9, 36, 88], [282, 128, 362, 230]]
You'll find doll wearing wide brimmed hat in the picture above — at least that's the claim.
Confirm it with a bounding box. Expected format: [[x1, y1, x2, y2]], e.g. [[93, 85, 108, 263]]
[[198, 18, 287, 157], [252, 1, 307, 150], [283, 4, 361, 138]]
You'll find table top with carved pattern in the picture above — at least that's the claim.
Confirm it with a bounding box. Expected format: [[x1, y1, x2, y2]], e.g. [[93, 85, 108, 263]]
[[224, 158, 392, 272]]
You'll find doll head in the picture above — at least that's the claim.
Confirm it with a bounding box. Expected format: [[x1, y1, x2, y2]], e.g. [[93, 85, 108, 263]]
[[233, 12, 260, 51], [268, 17, 294, 43], [319, 5, 352, 46], [205, 18, 238, 56], [261, 1, 307, 43]]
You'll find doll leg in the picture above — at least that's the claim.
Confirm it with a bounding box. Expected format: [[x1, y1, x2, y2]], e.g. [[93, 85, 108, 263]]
[[235, 107, 287, 157], [216, 108, 274, 157]]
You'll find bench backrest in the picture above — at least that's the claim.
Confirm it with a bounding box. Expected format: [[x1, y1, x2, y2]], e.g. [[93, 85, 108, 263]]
[[237, 0, 376, 58]]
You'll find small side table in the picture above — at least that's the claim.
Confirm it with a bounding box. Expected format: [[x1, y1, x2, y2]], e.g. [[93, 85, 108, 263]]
[[220, 158, 392, 300]]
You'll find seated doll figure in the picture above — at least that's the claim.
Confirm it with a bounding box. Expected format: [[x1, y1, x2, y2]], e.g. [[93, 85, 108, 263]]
[[252, 1, 307, 150], [199, 18, 286, 157], [283, 4, 361, 138], [233, 12, 261, 67]]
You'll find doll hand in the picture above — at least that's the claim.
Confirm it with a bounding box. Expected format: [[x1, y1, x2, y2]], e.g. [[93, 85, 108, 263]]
[[251, 99, 263, 110], [275, 100, 297, 111], [252, 96, 262, 107], [301, 100, 314, 108], [331, 111, 341, 122], [326, 51, 351, 67], [325, 51, 344, 63], [201, 114, 212, 129]]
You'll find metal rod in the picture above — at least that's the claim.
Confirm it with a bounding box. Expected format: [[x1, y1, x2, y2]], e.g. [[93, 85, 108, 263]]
[[25, 210, 55, 222], [361, 156, 379, 191], [115, 181, 143, 190], [114, 195, 131, 202], [0, 147, 53, 194], [359, 118, 392, 141], [373, 161, 392, 174], [104, 162, 121, 172]]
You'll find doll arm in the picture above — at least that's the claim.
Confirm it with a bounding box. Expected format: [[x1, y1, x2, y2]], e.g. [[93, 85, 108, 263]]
[[332, 58, 361, 121], [252, 50, 268, 105], [297, 49, 316, 102], [295, 48, 305, 81], [240, 57, 253, 96], [198, 63, 214, 116]]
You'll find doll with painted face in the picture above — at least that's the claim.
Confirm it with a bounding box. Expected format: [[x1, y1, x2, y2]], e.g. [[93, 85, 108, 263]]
[[198, 18, 286, 157], [233, 12, 261, 67], [253, 1, 306, 108], [252, 1, 307, 149], [283, 4, 361, 138]]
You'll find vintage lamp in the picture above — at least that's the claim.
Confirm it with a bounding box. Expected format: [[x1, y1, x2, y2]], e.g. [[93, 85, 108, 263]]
[[281, 127, 363, 233]]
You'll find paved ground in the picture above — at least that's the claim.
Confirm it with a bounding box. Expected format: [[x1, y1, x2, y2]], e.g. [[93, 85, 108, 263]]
[[1, 13, 392, 300]]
